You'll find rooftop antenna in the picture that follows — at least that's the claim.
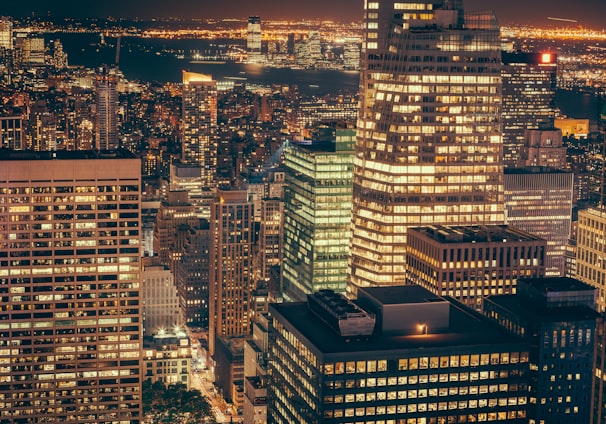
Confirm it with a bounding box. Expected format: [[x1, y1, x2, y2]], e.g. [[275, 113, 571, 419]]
[[115, 35, 121, 68], [599, 92, 605, 209]]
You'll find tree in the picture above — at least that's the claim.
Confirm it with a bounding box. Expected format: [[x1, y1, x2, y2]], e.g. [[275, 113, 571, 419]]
[[143, 379, 216, 423]]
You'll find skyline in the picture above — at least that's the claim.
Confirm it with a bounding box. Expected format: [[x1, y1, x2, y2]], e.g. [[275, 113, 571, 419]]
[[2, 0, 605, 29]]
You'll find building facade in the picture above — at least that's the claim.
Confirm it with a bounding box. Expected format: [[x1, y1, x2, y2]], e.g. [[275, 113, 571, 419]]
[[95, 67, 119, 150], [257, 199, 283, 282], [483, 277, 598, 424], [181, 71, 217, 186], [152, 190, 197, 271], [141, 257, 182, 335], [519, 127, 566, 168], [282, 125, 355, 300], [174, 220, 211, 328], [576, 207, 606, 311], [501, 52, 558, 167], [143, 330, 192, 389], [405, 225, 547, 309], [209, 189, 254, 356], [0, 17, 12, 50], [504, 168, 574, 276], [0, 150, 142, 423], [268, 287, 531, 424], [247, 16, 263, 63], [350, 0, 504, 292], [0, 116, 23, 150]]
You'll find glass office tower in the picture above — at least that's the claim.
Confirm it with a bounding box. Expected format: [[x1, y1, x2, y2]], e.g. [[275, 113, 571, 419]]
[[349, 0, 504, 292]]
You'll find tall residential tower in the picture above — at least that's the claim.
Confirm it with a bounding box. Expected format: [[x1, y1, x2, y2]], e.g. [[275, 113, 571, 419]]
[[95, 67, 119, 150], [349, 0, 504, 292], [181, 71, 218, 185]]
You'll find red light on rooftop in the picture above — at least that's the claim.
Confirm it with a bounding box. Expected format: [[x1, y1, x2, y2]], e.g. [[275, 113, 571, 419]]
[[541, 53, 553, 63]]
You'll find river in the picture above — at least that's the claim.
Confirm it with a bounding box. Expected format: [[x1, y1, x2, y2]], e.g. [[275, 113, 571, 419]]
[[51, 32, 598, 120]]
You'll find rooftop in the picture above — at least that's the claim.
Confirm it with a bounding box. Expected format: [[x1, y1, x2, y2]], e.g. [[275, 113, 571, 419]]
[[409, 224, 543, 244], [0, 148, 136, 161], [520, 276, 596, 294], [270, 296, 524, 355], [485, 295, 599, 324], [504, 166, 571, 175], [358, 285, 444, 306]]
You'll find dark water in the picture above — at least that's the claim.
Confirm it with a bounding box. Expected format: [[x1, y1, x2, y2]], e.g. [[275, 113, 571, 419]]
[[52, 32, 598, 117], [54, 33, 360, 94], [556, 89, 599, 121]]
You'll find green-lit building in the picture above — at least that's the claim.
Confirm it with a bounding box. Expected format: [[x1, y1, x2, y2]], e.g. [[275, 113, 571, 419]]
[[282, 123, 355, 301]]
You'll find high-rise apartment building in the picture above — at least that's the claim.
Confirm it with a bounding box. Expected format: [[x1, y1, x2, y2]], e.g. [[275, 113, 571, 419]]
[[95, 67, 119, 150], [247, 16, 262, 63], [152, 190, 197, 271], [502, 52, 557, 167], [504, 167, 574, 276], [209, 189, 254, 355], [282, 124, 355, 300], [483, 277, 598, 424], [181, 71, 217, 186], [268, 286, 531, 423], [576, 207, 606, 311], [181, 72, 218, 219], [350, 0, 504, 292], [406, 225, 546, 309], [174, 220, 211, 328], [0, 150, 142, 423], [257, 199, 283, 282]]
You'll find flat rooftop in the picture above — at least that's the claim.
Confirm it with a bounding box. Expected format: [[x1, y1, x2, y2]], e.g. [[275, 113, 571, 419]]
[[504, 167, 570, 175], [409, 224, 542, 244], [522, 276, 596, 294], [358, 285, 444, 306], [0, 148, 136, 160], [270, 298, 524, 355], [485, 295, 599, 323]]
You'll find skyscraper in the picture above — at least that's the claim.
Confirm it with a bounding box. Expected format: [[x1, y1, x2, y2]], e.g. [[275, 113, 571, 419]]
[[208, 188, 254, 356], [0, 149, 142, 423], [180, 71, 218, 219], [174, 220, 211, 328], [247, 16, 262, 63], [349, 0, 504, 292], [576, 207, 606, 311], [282, 124, 355, 300], [504, 167, 574, 276], [0, 17, 12, 50], [181, 71, 217, 186], [483, 277, 598, 424], [501, 52, 557, 167], [95, 66, 119, 150]]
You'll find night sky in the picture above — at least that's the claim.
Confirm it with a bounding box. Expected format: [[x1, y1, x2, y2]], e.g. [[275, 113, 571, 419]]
[[2, 0, 605, 29]]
